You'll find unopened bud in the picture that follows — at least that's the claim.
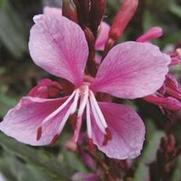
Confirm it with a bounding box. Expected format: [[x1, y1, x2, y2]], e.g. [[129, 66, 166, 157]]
[[109, 0, 138, 41], [136, 27, 163, 42]]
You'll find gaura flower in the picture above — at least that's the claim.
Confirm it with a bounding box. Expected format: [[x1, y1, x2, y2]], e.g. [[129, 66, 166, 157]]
[[0, 8, 171, 159]]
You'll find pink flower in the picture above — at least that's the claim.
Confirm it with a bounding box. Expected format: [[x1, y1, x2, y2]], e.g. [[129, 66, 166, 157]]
[[0, 8, 171, 159]]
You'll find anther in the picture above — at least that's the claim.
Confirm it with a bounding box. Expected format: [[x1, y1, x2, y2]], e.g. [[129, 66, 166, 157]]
[[103, 127, 112, 145], [36, 126, 42, 141]]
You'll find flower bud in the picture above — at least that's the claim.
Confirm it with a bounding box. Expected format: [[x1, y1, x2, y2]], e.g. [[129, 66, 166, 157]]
[[109, 0, 138, 41]]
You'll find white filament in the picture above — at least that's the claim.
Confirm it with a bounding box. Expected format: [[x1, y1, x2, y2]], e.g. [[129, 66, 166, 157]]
[[73, 85, 89, 142], [41, 90, 77, 125], [89, 96, 106, 134], [39, 84, 108, 142], [86, 100, 92, 138], [89, 90, 108, 129], [57, 90, 81, 134], [70, 89, 80, 114]]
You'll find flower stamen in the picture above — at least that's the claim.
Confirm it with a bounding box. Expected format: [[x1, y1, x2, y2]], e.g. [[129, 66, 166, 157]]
[[89, 90, 108, 128], [72, 85, 89, 143], [36, 90, 78, 141], [41, 90, 77, 126], [89, 90, 112, 145], [36, 126, 42, 141], [89, 97, 106, 134], [86, 100, 92, 138], [57, 90, 81, 135]]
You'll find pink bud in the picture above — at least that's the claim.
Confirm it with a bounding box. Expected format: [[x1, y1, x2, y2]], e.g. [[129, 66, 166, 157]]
[[136, 27, 163, 42], [109, 0, 138, 41]]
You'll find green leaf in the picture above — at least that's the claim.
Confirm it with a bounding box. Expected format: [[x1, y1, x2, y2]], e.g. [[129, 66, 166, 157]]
[[0, 0, 5, 6], [0, 93, 17, 117], [171, 156, 181, 181], [169, 3, 181, 18], [0, 150, 57, 181], [0, 0, 27, 58], [0, 134, 70, 180], [63, 149, 87, 173]]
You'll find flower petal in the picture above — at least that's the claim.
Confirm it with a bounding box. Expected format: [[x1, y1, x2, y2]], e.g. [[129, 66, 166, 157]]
[[91, 41, 171, 99], [91, 102, 145, 159], [29, 13, 88, 86], [0, 96, 70, 145], [95, 22, 110, 51], [43, 7, 62, 16]]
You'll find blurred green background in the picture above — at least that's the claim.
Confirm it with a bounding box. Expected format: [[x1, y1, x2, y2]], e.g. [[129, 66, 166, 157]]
[[0, 0, 181, 180]]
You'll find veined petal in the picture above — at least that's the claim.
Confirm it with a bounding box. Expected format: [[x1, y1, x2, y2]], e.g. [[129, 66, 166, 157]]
[[29, 13, 88, 86], [91, 41, 171, 99], [91, 102, 145, 159], [95, 22, 110, 51], [0, 96, 70, 146]]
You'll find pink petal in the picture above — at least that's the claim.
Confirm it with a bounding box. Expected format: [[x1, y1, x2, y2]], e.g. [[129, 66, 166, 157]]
[[91, 41, 171, 99], [95, 22, 110, 51], [0, 96, 69, 145], [91, 102, 145, 159], [43, 7, 62, 16], [28, 79, 62, 98], [29, 13, 88, 86]]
